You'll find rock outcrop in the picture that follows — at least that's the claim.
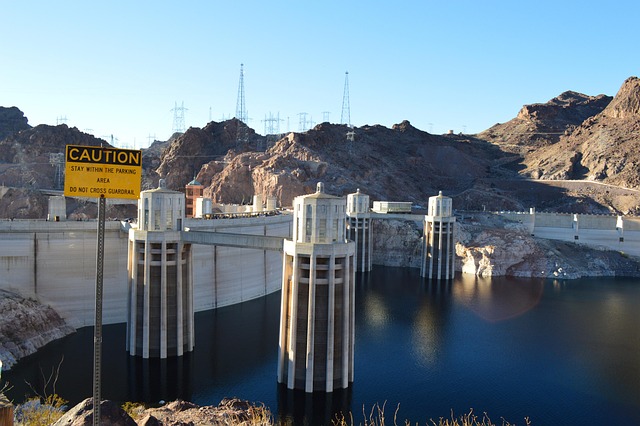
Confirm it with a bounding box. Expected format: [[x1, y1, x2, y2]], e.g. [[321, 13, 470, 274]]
[[0, 290, 75, 371], [0, 124, 110, 189], [456, 213, 640, 278], [52, 398, 136, 426], [371, 218, 423, 268], [0, 107, 30, 140], [187, 121, 501, 208], [479, 90, 611, 153], [0, 187, 48, 219], [518, 77, 640, 189], [155, 119, 262, 190], [52, 398, 271, 426]]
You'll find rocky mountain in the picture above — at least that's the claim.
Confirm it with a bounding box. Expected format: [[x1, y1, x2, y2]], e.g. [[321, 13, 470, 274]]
[[0, 107, 30, 141], [0, 119, 139, 218], [478, 91, 612, 154], [155, 119, 264, 189], [0, 123, 110, 190], [2, 75, 640, 218], [160, 119, 507, 207], [518, 77, 640, 189]]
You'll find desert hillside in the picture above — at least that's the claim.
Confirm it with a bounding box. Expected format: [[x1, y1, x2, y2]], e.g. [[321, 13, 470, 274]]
[[1, 76, 640, 218], [517, 77, 640, 188], [158, 119, 506, 207]]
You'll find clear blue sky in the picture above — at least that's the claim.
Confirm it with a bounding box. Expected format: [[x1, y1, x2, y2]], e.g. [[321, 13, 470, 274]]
[[2, 1, 639, 148]]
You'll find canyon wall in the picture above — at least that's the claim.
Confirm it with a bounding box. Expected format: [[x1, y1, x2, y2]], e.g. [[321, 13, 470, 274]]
[[0, 289, 75, 370]]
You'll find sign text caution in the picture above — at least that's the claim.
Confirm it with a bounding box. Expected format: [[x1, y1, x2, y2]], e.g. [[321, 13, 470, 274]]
[[64, 145, 142, 199]]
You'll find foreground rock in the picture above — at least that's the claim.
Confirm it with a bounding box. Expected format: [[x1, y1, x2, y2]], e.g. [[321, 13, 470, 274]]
[[52, 398, 271, 426], [53, 398, 136, 426], [0, 290, 75, 370]]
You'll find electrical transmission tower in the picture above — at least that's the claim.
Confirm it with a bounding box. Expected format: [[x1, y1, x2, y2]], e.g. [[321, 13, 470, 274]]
[[261, 112, 284, 151], [298, 113, 312, 132], [235, 64, 250, 149], [322, 111, 331, 123], [171, 101, 188, 134], [263, 112, 283, 135], [101, 134, 119, 147], [235, 64, 248, 124], [341, 71, 351, 127], [49, 153, 65, 190]]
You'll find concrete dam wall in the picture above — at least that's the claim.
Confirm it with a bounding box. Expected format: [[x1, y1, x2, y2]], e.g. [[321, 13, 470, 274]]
[[497, 211, 640, 256], [3, 209, 640, 329], [0, 215, 292, 328]]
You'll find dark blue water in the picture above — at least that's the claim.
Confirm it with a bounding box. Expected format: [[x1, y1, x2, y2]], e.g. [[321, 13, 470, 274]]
[[4, 267, 640, 425]]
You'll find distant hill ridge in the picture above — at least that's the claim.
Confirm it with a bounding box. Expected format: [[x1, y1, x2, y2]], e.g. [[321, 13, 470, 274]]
[[519, 76, 640, 188], [479, 90, 612, 152], [1, 75, 640, 218]]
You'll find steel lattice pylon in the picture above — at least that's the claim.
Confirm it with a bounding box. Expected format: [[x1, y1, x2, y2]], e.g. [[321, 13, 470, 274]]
[[341, 71, 351, 127]]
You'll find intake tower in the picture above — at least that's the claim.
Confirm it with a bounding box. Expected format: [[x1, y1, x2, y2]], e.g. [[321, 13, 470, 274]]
[[277, 182, 356, 392]]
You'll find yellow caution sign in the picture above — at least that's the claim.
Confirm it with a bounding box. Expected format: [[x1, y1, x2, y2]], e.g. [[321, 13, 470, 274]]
[[64, 145, 142, 199]]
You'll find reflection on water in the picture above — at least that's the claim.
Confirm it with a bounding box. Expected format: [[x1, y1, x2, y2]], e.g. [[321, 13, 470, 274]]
[[276, 384, 352, 426], [411, 281, 451, 367], [453, 275, 545, 322], [4, 268, 640, 425], [126, 355, 194, 404], [363, 292, 390, 329]]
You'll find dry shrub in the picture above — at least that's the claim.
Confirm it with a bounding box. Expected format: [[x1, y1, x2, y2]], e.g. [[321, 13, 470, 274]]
[[331, 403, 532, 426]]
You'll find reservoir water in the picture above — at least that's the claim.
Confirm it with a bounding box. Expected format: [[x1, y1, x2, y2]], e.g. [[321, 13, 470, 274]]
[[4, 267, 640, 425]]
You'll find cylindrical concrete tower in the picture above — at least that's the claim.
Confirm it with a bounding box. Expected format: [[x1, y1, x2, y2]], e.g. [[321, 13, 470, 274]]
[[253, 194, 264, 212], [278, 182, 356, 392], [421, 191, 456, 280], [127, 180, 194, 358], [266, 196, 277, 212], [346, 189, 372, 272]]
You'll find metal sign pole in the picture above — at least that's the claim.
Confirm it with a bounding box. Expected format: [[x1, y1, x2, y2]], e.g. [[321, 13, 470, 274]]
[[64, 145, 141, 424], [93, 194, 105, 426]]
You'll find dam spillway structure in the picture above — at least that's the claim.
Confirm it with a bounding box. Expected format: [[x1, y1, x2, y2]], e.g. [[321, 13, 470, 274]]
[[346, 188, 372, 272], [278, 182, 356, 392], [421, 191, 456, 280], [126, 180, 194, 358]]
